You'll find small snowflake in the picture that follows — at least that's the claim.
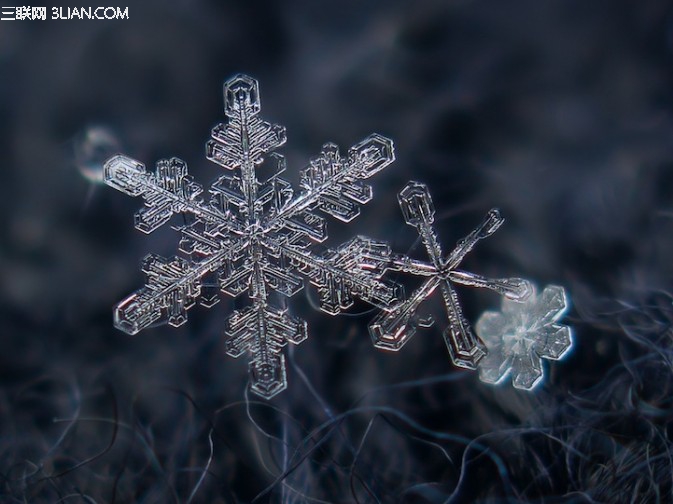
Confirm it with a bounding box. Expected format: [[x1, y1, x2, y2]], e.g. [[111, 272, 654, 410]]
[[476, 285, 573, 390], [368, 181, 533, 369]]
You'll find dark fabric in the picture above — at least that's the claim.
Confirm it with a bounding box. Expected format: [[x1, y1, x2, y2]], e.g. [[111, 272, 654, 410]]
[[1, 1, 672, 501]]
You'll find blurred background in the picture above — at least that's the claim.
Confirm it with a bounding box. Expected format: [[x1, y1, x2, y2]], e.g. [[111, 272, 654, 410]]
[[3, 0, 673, 501]]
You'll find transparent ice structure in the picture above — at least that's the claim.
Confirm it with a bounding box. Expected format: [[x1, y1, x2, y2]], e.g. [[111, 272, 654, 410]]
[[105, 75, 398, 398], [476, 285, 573, 389], [105, 74, 573, 397]]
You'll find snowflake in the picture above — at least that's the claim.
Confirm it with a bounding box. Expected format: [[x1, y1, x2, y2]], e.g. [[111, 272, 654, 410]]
[[476, 285, 573, 389], [104, 74, 399, 399], [367, 181, 534, 369]]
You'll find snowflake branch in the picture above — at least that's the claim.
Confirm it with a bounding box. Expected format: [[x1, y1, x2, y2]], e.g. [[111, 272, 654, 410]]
[[105, 155, 231, 233], [265, 134, 394, 230]]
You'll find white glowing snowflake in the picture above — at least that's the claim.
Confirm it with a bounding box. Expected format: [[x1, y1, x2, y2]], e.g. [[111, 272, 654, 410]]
[[366, 181, 533, 369], [104, 74, 399, 399], [476, 285, 573, 389]]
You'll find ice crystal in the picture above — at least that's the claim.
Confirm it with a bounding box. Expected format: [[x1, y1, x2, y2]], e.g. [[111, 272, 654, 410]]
[[105, 74, 399, 398], [476, 285, 573, 389], [368, 181, 534, 369], [105, 74, 575, 397]]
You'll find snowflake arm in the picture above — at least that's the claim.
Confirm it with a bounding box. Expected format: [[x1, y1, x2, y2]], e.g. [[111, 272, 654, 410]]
[[112, 246, 237, 334], [224, 298, 307, 399], [476, 285, 573, 389], [206, 74, 286, 226], [369, 181, 533, 369], [267, 135, 394, 229], [104, 155, 241, 233], [280, 237, 401, 315]]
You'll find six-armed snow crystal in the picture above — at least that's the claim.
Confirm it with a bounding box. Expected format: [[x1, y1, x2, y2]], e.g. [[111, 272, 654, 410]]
[[476, 285, 573, 389], [368, 182, 533, 368], [105, 74, 574, 398]]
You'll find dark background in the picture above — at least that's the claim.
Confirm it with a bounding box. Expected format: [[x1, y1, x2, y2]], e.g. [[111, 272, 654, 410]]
[[2, 0, 673, 502]]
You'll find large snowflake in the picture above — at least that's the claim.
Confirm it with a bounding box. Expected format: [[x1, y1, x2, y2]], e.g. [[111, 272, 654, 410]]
[[104, 74, 399, 398]]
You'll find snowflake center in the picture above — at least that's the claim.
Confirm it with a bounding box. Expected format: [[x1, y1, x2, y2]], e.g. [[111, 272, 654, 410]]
[[503, 323, 535, 355]]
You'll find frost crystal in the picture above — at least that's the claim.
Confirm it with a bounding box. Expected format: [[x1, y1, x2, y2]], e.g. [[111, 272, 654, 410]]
[[368, 182, 533, 369], [105, 74, 575, 397], [476, 285, 573, 389], [105, 74, 398, 399]]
